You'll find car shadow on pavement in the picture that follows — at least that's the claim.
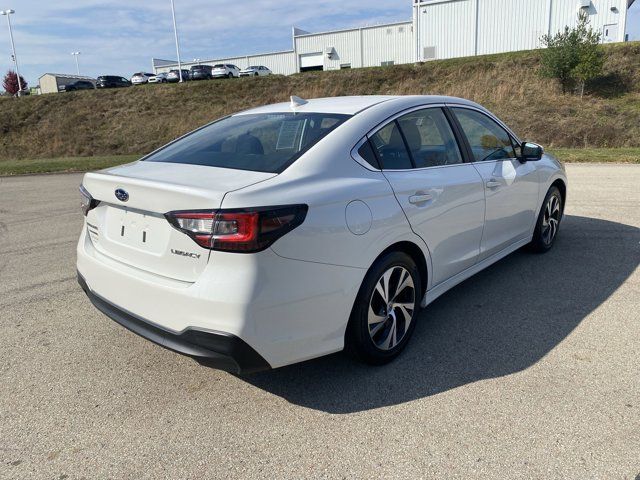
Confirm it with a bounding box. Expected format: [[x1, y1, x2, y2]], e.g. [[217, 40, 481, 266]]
[[237, 215, 640, 414]]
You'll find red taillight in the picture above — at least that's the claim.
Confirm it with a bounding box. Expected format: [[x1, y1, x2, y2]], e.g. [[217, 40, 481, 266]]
[[165, 205, 308, 253]]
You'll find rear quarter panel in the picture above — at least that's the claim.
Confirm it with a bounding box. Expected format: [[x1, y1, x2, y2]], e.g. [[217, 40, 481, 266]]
[[220, 113, 434, 286]]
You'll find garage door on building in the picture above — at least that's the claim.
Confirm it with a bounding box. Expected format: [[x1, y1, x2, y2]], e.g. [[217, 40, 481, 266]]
[[299, 52, 324, 72]]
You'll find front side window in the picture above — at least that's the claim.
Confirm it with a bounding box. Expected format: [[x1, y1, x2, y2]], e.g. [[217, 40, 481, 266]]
[[145, 113, 351, 174], [397, 108, 462, 168], [368, 121, 412, 170], [452, 108, 516, 162]]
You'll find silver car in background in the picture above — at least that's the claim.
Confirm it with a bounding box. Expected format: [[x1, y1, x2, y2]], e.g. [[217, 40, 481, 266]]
[[239, 66, 272, 77], [148, 73, 168, 84]]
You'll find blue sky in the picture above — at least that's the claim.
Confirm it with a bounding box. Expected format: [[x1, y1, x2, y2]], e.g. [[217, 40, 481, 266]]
[[1, 0, 639, 87]]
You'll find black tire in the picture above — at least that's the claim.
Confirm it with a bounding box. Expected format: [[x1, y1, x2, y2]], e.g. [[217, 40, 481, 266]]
[[228, 72, 233, 79], [346, 251, 421, 365], [254, 72, 259, 77], [529, 185, 563, 253]]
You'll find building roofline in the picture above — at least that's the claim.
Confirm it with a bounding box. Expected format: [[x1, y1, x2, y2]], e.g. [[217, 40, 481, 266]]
[[38, 73, 96, 81], [293, 20, 412, 38], [156, 50, 295, 69]]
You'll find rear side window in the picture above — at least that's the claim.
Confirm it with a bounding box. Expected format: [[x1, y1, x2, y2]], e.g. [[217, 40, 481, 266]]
[[369, 122, 412, 170], [452, 108, 516, 162], [145, 113, 351, 174], [397, 108, 462, 167], [356, 140, 380, 169]]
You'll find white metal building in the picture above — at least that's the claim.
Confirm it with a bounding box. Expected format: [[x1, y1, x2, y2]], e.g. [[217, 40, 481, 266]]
[[38, 73, 96, 94], [153, 0, 636, 76], [413, 0, 635, 61]]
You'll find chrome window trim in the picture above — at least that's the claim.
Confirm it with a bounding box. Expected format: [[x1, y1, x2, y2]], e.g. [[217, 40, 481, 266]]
[[370, 161, 474, 173], [350, 102, 524, 172]]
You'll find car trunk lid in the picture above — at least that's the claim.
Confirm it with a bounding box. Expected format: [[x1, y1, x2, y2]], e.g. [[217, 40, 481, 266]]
[[82, 161, 276, 282]]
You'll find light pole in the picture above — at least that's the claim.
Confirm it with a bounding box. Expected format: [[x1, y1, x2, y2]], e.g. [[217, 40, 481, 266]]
[[1, 9, 23, 95], [71, 51, 81, 75], [169, 0, 183, 82]]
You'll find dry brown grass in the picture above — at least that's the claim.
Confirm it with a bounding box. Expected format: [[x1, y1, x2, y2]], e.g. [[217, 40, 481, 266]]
[[1, 42, 639, 161]]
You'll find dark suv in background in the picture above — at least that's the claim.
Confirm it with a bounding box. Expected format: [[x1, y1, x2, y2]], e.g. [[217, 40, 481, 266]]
[[189, 65, 213, 80], [96, 76, 131, 89], [61, 80, 95, 92]]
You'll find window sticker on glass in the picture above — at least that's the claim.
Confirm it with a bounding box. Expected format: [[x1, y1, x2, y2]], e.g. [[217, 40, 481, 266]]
[[276, 120, 304, 150]]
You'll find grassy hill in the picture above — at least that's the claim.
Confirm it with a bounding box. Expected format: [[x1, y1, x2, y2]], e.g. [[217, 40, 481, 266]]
[[1, 42, 639, 163]]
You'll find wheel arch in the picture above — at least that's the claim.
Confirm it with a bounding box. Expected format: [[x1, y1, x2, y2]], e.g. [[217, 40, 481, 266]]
[[550, 178, 567, 210], [344, 239, 430, 352], [373, 241, 429, 298]]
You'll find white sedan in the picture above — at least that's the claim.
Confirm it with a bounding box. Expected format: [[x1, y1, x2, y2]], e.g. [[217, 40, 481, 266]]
[[148, 72, 168, 84], [77, 95, 566, 374], [239, 65, 272, 77], [130, 72, 154, 85]]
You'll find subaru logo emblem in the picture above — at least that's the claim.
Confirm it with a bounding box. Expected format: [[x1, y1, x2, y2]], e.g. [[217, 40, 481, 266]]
[[115, 188, 129, 202]]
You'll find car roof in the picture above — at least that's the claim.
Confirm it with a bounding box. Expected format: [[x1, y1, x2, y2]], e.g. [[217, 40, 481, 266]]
[[236, 95, 482, 116]]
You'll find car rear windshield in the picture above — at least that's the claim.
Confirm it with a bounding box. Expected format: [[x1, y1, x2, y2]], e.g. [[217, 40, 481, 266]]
[[144, 112, 351, 173]]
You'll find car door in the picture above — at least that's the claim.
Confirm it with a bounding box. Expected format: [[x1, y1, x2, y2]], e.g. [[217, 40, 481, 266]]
[[450, 107, 539, 261], [368, 106, 485, 286]]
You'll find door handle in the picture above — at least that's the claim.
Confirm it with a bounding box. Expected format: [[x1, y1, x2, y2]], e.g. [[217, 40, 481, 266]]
[[485, 179, 502, 189], [409, 193, 433, 204]]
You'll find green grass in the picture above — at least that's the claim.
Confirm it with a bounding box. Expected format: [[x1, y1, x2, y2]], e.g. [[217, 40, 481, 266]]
[[549, 148, 640, 164], [1, 42, 640, 163], [1, 149, 637, 176], [0, 154, 140, 176]]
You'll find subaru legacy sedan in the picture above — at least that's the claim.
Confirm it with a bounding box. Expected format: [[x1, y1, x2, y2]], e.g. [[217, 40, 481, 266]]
[[77, 95, 566, 374]]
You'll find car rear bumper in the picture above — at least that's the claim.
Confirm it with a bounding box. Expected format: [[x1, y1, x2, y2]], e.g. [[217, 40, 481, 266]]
[[78, 272, 271, 374], [77, 226, 364, 369]]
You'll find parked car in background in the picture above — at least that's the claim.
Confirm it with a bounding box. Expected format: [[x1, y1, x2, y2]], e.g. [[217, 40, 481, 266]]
[[76, 95, 567, 374], [189, 65, 213, 80], [166, 69, 191, 83], [131, 73, 155, 85], [148, 72, 168, 84], [211, 64, 240, 78], [239, 66, 272, 77], [96, 76, 131, 89], [61, 80, 96, 92]]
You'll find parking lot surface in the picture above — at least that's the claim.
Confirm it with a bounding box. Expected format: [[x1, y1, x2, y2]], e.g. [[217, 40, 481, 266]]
[[1, 164, 638, 479]]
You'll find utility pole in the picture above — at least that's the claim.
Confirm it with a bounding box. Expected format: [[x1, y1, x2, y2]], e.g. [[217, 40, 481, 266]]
[[170, 0, 183, 82], [71, 52, 81, 76], [1, 9, 23, 95]]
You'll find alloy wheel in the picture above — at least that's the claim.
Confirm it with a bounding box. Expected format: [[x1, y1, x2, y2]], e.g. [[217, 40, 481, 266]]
[[542, 194, 561, 245], [368, 266, 415, 351]]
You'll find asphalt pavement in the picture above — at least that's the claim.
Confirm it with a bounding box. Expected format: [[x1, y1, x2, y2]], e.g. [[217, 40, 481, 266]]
[[0, 164, 638, 479]]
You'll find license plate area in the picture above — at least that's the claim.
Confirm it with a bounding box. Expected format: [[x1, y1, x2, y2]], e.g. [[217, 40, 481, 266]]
[[104, 206, 169, 255]]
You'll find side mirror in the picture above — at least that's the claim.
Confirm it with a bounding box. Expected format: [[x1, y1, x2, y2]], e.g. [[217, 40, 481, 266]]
[[521, 142, 543, 162]]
